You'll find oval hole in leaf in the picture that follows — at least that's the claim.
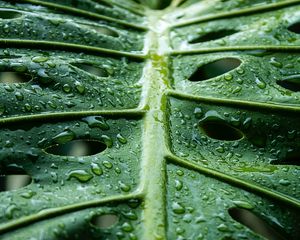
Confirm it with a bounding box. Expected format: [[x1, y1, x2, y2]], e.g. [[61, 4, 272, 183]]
[[189, 58, 241, 82], [71, 63, 109, 77], [199, 120, 243, 141], [0, 10, 22, 19], [189, 29, 238, 44], [228, 208, 288, 240], [45, 139, 107, 156], [276, 75, 300, 92], [0, 72, 32, 84], [0, 166, 31, 192], [90, 214, 119, 229], [288, 21, 300, 34]]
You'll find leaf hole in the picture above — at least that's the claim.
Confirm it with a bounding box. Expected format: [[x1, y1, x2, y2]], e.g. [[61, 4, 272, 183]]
[[288, 21, 300, 34], [189, 58, 241, 82], [199, 120, 243, 141], [45, 139, 107, 156], [0, 10, 23, 19], [228, 207, 288, 240], [189, 29, 238, 44], [71, 63, 109, 77], [90, 214, 119, 229], [0, 166, 31, 192], [276, 75, 300, 92], [0, 72, 32, 84]]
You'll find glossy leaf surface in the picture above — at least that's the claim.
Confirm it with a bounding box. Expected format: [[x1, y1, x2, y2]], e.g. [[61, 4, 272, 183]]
[[0, 0, 299, 239]]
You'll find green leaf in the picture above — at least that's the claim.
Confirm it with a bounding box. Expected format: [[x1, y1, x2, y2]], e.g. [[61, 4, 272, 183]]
[[0, 0, 299, 239]]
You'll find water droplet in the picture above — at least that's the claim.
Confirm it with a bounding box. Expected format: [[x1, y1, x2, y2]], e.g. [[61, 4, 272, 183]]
[[255, 77, 266, 89], [32, 56, 49, 63], [62, 84, 71, 93], [75, 81, 85, 94], [217, 223, 229, 232], [121, 222, 133, 232], [20, 190, 36, 199], [91, 162, 103, 176], [101, 135, 113, 147], [15, 91, 24, 101], [117, 133, 127, 144], [269, 57, 282, 68], [119, 181, 131, 192], [175, 179, 183, 191], [279, 179, 291, 186], [194, 107, 203, 119], [67, 170, 93, 182], [52, 129, 76, 144], [224, 73, 233, 81], [83, 116, 109, 130], [102, 160, 113, 169], [172, 202, 185, 214]]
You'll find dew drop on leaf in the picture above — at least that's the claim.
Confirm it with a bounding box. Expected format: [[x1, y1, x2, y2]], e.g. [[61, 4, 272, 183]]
[[172, 202, 185, 214], [91, 162, 103, 176], [51, 129, 76, 144], [67, 170, 93, 182]]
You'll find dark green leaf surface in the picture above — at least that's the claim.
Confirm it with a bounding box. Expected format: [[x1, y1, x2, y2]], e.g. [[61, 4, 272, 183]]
[[0, 0, 299, 239]]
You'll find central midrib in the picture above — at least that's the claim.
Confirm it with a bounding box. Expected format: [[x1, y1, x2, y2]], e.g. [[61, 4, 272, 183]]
[[139, 10, 171, 240]]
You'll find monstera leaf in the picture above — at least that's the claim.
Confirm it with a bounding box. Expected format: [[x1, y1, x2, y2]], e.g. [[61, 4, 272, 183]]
[[0, 0, 299, 239]]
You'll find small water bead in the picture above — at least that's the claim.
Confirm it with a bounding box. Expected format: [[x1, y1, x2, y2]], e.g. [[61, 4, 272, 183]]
[[242, 117, 252, 129], [269, 57, 282, 68], [236, 78, 243, 84], [50, 172, 58, 183], [75, 81, 85, 94], [194, 107, 203, 119], [278, 179, 291, 186], [32, 56, 49, 63], [216, 146, 225, 153], [91, 162, 103, 176], [15, 91, 24, 101], [62, 84, 71, 93], [172, 202, 185, 214], [117, 133, 127, 144], [217, 223, 229, 232], [224, 73, 233, 81], [121, 222, 133, 232], [119, 181, 131, 192], [232, 86, 242, 93], [176, 170, 184, 176], [20, 190, 36, 199], [102, 160, 113, 169], [101, 135, 113, 147], [51, 129, 76, 144], [83, 116, 110, 130], [24, 103, 32, 111], [175, 179, 183, 191], [67, 170, 93, 182], [255, 77, 266, 89], [122, 211, 138, 220]]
